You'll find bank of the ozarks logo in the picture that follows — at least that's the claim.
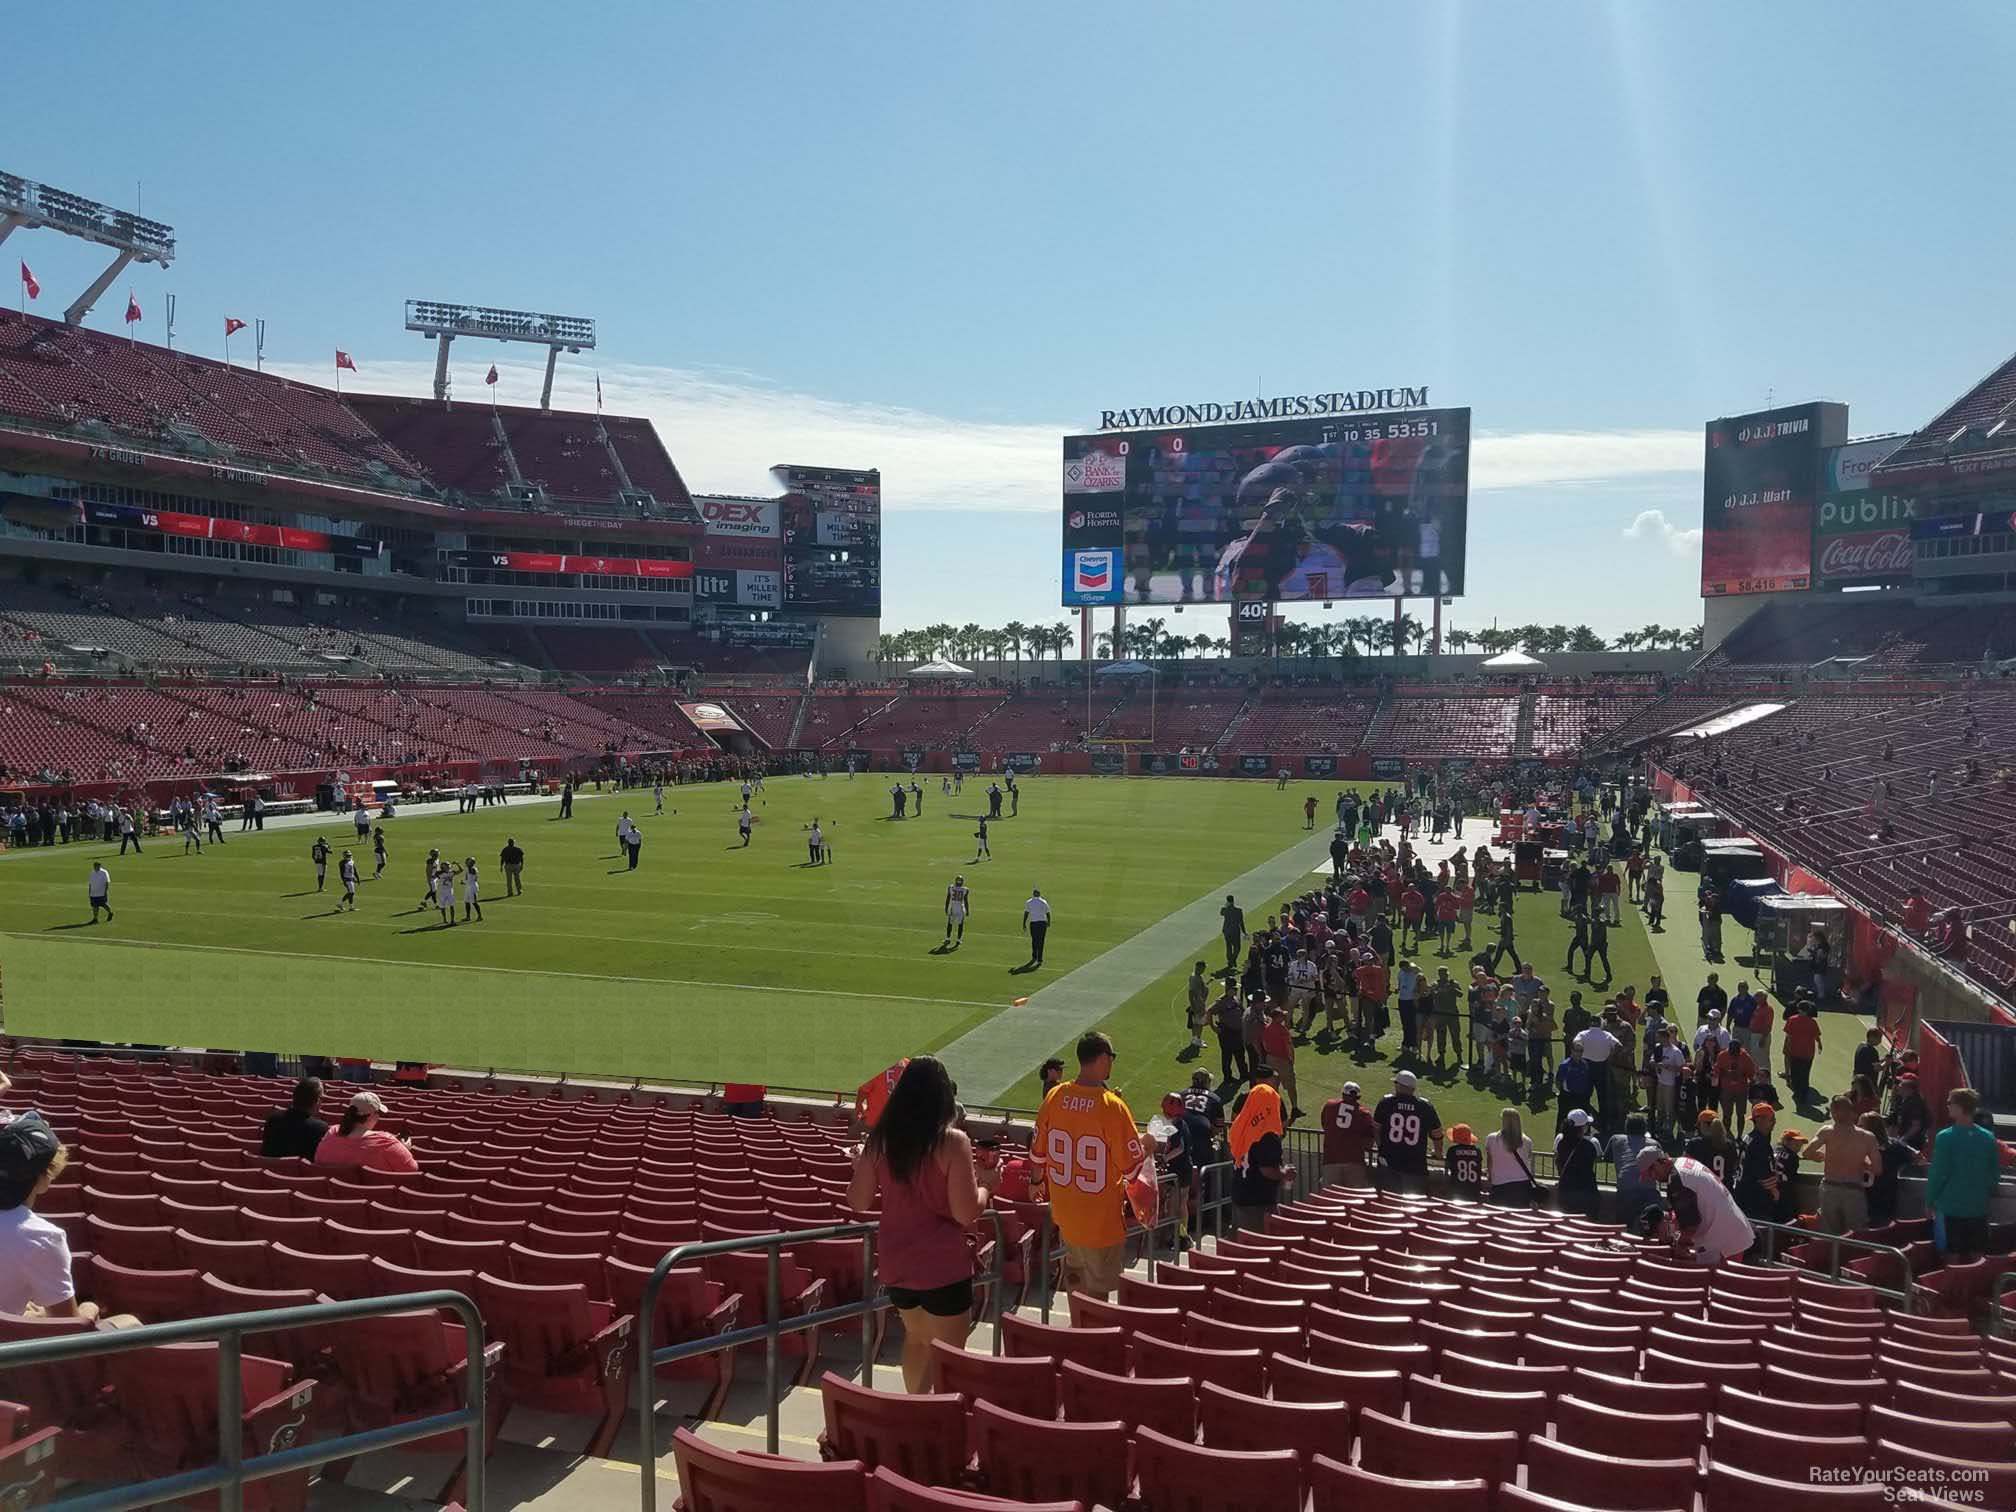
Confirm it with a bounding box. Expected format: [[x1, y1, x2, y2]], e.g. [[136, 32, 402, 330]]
[[1064, 450, 1125, 493]]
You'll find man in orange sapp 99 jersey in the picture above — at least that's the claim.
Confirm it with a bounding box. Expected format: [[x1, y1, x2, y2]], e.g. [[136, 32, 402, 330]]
[[1032, 1031, 1151, 1306]]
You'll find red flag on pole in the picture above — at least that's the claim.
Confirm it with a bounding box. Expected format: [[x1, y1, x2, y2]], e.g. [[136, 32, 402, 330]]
[[335, 350, 357, 372], [485, 364, 499, 386], [124, 292, 142, 325], [224, 317, 247, 337], [19, 263, 38, 301]]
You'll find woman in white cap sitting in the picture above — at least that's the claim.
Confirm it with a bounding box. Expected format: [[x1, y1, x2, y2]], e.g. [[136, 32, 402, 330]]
[[312, 1090, 419, 1174]]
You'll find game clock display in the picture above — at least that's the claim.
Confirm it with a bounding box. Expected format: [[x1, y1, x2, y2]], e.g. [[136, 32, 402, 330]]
[[1061, 409, 1470, 606]]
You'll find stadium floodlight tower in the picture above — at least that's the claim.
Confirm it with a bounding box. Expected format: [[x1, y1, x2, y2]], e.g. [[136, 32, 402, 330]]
[[403, 299, 596, 410], [0, 169, 175, 325]]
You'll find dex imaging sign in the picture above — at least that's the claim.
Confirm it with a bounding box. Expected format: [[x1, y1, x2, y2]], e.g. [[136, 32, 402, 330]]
[[696, 496, 780, 539]]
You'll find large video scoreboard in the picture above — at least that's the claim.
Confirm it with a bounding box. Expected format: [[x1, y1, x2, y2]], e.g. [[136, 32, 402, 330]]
[[1061, 409, 1471, 606], [775, 463, 880, 616]]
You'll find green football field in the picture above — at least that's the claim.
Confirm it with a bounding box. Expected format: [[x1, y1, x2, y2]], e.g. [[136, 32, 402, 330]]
[[0, 774, 1867, 1133], [0, 777, 1351, 1096]]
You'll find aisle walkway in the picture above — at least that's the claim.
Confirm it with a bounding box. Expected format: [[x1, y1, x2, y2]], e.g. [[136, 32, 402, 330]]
[[940, 825, 1340, 1103]]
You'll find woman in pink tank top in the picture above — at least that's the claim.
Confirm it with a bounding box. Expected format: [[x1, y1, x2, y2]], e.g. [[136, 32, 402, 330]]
[[848, 1055, 997, 1392]]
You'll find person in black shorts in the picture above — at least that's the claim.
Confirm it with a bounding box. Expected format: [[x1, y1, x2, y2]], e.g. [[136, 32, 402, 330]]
[[1371, 1068, 1443, 1194], [845, 1056, 998, 1392]]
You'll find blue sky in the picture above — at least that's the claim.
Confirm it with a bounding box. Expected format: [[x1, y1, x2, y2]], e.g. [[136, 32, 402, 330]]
[[10, 2, 2015, 641]]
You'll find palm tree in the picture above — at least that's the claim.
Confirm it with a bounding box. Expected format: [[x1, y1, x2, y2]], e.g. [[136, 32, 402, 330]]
[[1000, 620, 1028, 663], [922, 623, 955, 659], [1050, 621, 1075, 660], [1445, 628, 1473, 654], [1567, 625, 1607, 653], [1191, 632, 1214, 657], [1093, 629, 1115, 658]]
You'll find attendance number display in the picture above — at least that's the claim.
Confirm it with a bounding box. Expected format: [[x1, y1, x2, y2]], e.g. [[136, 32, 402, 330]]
[[1043, 1128, 1110, 1195]]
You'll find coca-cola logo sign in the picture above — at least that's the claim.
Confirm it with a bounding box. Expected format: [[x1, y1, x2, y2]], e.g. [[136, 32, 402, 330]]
[[1818, 529, 1915, 581]]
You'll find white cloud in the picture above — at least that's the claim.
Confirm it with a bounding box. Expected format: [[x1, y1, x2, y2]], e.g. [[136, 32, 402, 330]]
[[1623, 507, 1704, 557], [287, 354, 1701, 513]]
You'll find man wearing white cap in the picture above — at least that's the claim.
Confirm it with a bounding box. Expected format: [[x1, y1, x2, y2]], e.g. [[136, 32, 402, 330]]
[[1554, 1108, 1602, 1216], [1637, 1144, 1755, 1264], [1371, 1069, 1443, 1195], [1319, 1081, 1375, 1189]]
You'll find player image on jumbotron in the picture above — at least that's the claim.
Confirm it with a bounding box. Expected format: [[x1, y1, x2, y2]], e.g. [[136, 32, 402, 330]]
[[1075, 411, 1468, 605]]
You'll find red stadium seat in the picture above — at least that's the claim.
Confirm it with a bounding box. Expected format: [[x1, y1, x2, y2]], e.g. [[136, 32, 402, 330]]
[[1568, 1370, 1714, 1416], [268, 1244, 373, 1300], [999, 1315, 1125, 1374], [1068, 1293, 1184, 1341], [816, 1373, 967, 1488], [968, 1401, 1129, 1511], [0, 1423, 60, 1510], [104, 1344, 317, 1512], [1711, 1418, 1872, 1479], [1714, 1385, 1864, 1439], [1554, 1394, 1705, 1460], [1889, 1380, 2016, 1426], [475, 1275, 634, 1457], [1057, 1360, 1195, 1441], [1408, 1375, 1550, 1439], [1500, 1491, 1686, 1512], [173, 1231, 273, 1289], [1355, 1408, 1520, 1486], [87, 1259, 204, 1320], [1873, 1440, 2016, 1508], [606, 1259, 740, 1420], [1863, 1406, 2015, 1461], [1265, 1355, 1403, 1417], [1436, 1352, 1570, 1398], [1197, 1380, 1350, 1479], [1525, 1436, 1698, 1512], [1129, 1333, 1267, 1395], [669, 1426, 868, 1512], [1131, 1424, 1302, 1511], [863, 1465, 1083, 1512], [927, 1342, 1056, 1420], [1703, 1460, 1888, 1511], [1309, 1456, 1492, 1512], [0, 1314, 105, 1428]]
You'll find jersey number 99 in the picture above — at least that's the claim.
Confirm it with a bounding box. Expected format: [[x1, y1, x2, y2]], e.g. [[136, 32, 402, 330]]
[[1043, 1129, 1110, 1195]]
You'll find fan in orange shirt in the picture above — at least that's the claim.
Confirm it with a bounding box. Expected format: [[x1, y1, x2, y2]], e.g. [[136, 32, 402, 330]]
[[1030, 1032, 1149, 1305]]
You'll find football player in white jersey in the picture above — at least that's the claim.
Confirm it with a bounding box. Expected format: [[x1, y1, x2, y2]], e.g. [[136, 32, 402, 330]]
[[944, 874, 971, 946]]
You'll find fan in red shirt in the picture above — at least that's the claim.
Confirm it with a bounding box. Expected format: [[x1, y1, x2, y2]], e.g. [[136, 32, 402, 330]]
[[1433, 887, 1461, 954], [1346, 884, 1371, 923], [1353, 956, 1389, 1043], [1399, 883, 1427, 949], [1319, 1081, 1376, 1187]]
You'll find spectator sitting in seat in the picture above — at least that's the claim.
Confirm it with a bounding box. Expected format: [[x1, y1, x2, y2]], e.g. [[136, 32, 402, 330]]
[[312, 1091, 419, 1174], [260, 1076, 328, 1160], [0, 1112, 137, 1326]]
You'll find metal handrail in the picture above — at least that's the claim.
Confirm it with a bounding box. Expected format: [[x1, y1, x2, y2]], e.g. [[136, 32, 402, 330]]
[[1034, 1162, 1237, 1321], [635, 1211, 1009, 1512], [0, 1290, 488, 1512], [1745, 1220, 1919, 1310], [1989, 1271, 2016, 1340]]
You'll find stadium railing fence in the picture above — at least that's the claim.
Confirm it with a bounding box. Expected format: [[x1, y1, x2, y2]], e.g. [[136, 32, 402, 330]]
[[0, 1290, 491, 1512]]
